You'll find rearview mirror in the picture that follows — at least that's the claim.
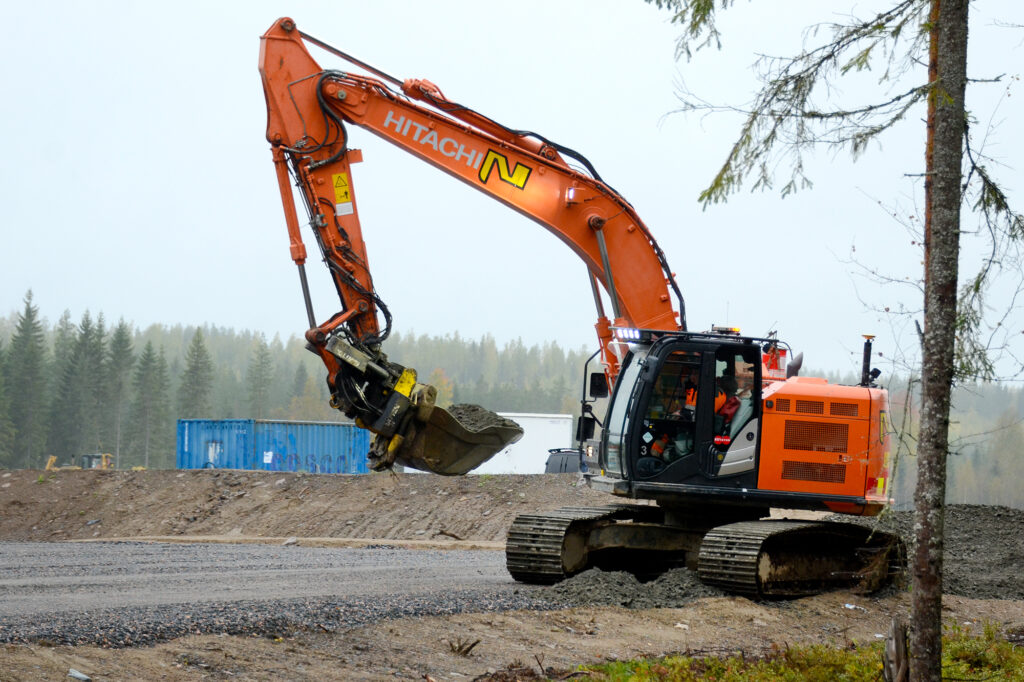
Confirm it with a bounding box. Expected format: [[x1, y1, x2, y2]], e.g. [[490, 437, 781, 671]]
[[576, 415, 596, 441], [588, 372, 609, 398]]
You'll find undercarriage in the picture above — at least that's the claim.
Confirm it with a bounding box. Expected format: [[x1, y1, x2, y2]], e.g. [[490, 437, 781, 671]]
[[506, 504, 905, 598]]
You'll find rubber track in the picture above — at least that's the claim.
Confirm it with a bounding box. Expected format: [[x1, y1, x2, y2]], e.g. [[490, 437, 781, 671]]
[[698, 520, 903, 598], [698, 520, 818, 598], [505, 505, 644, 584]]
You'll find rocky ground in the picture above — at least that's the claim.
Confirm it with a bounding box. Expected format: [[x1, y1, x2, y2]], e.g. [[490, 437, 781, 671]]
[[1, 469, 1022, 680]]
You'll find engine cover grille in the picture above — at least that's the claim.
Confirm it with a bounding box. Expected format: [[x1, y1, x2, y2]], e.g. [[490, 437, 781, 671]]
[[781, 460, 847, 483], [783, 420, 849, 453], [795, 400, 824, 414], [830, 402, 859, 417]]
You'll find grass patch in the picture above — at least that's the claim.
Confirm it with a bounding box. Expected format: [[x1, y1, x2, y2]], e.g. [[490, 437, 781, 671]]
[[577, 625, 1024, 681], [943, 622, 1024, 679]]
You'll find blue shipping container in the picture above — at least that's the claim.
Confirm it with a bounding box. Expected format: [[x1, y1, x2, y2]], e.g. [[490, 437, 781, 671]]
[[176, 419, 371, 474]]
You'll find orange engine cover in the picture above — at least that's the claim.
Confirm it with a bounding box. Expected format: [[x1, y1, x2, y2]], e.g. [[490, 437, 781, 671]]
[[758, 377, 890, 511]]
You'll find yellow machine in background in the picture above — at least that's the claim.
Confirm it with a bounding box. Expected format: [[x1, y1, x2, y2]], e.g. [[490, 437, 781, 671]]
[[80, 454, 113, 470], [45, 454, 113, 471]]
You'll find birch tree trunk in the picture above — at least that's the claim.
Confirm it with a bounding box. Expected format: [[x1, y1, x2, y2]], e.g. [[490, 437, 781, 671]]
[[910, 1, 969, 679]]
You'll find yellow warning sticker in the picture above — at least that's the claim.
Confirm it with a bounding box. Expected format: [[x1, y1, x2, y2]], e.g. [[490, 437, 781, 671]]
[[394, 369, 417, 397], [332, 173, 351, 204]]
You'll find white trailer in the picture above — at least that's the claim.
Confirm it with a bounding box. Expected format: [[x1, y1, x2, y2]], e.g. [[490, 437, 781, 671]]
[[471, 413, 573, 474]]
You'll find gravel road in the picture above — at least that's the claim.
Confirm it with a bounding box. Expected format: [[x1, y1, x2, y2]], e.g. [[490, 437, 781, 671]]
[[3, 503, 1020, 649], [0, 542, 554, 646]]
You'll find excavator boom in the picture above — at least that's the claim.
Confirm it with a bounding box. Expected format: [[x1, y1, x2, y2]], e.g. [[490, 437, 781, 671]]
[[259, 18, 687, 473], [259, 18, 684, 386], [260, 19, 536, 474]]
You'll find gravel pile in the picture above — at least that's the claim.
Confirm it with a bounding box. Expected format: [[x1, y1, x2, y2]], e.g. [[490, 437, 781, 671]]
[[834, 504, 1024, 601], [543, 567, 724, 609]]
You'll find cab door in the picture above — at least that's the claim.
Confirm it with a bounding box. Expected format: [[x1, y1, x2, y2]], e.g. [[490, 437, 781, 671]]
[[630, 340, 761, 485], [629, 341, 714, 482]]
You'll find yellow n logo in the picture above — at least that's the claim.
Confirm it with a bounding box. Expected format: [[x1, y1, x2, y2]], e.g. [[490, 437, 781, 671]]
[[478, 150, 532, 189]]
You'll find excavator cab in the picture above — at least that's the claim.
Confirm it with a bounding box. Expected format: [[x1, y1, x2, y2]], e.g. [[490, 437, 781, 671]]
[[602, 332, 763, 488], [596, 328, 892, 518]]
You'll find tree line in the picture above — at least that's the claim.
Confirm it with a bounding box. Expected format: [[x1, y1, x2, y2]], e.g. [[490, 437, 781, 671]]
[[1, 291, 1021, 508], [885, 376, 1024, 510], [0, 292, 590, 470]]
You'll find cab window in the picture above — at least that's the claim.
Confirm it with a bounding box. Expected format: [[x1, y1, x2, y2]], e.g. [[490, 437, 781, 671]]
[[635, 350, 701, 478], [714, 347, 759, 439], [603, 351, 644, 477]]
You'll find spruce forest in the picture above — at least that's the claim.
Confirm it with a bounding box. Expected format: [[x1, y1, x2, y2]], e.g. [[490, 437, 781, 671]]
[[0, 292, 1021, 509], [0, 293, 586, 472]]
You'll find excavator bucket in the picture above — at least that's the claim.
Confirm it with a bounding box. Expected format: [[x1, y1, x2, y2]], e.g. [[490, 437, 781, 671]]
[[322, 336, 521, 476], [390, 404, 523, 476]]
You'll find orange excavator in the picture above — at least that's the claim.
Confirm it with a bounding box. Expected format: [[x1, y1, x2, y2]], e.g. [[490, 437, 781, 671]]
[[260, 18, 902, 597]]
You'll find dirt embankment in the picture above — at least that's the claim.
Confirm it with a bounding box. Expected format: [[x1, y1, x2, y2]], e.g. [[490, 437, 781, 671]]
[[0, 469, 607, 544]]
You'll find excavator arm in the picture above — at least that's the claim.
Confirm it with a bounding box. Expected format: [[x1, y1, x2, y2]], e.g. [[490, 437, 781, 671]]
[[259, 18, 685, 472]]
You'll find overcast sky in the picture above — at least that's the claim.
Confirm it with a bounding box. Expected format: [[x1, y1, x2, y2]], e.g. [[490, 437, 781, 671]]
[[2, 1, 1021, 375]]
